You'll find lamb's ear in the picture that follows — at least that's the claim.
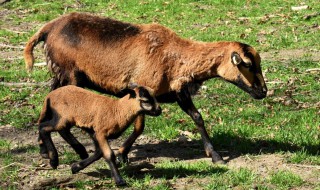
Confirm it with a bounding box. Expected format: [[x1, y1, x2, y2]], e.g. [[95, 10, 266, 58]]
[[231, 52, 242, 66], [127, 89, 137, 99], [138, 87, 151, 101]]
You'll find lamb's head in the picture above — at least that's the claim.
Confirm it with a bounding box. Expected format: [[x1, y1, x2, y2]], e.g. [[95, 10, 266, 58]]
[[217, 42, 267, 99], [128, 84, 162, 116]]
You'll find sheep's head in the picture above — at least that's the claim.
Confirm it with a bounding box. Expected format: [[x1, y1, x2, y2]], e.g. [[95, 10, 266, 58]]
[[128, 84, 162, 116], [217, 43, 267, 99]]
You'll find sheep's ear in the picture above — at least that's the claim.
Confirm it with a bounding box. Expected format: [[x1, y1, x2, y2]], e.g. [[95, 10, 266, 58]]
[[138, 87, 151, 101], [127, 89, 137, 99], [231, 52, 242, 66]]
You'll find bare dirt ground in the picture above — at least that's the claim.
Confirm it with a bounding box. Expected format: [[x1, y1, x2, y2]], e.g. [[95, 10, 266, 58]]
[[0, 124, 319, 189]]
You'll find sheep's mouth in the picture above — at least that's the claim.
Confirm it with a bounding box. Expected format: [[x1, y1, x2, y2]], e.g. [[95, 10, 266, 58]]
[[145, 107, 162, 117], [229, 77, 267, 100]]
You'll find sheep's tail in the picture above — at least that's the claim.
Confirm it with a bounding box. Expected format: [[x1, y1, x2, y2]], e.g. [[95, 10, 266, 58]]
[[24, 22, 54, 72]]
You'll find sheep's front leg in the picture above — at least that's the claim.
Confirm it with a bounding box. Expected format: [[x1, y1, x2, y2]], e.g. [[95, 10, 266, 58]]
[[117, 114, 145, 163], [71, 130, 102, 174], [176, 87, 225, 164], [96, 133, 126, 186], [58, 128, 89, 160]]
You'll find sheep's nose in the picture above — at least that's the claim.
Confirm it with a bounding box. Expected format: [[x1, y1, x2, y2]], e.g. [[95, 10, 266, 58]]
[[154, 106, 162, 116]]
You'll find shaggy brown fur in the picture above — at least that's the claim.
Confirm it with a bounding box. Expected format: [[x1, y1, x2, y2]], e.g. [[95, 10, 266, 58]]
[[25, 12, 267, 164], [38, 85, 161, 186]]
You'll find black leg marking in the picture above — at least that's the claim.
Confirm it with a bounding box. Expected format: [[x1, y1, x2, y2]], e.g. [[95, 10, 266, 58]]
[[59, 128, 89, 159], [71, 131, 102, 174], [117, 114, 145, 164], [39, 124, 59, 168], [176, 86, 225, 164]]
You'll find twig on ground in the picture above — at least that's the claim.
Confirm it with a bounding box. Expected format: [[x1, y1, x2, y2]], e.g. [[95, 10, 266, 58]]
[[305, 68, 320, 73], [0, 43, 24, 50], [265, 81, 285, 84], [304, 12, 320, 20], [289, 163, 320, 170], [34, 62, 47, 67], [3, 28, 28, 34], [245, 154, 253, 161], [291, 5, 309, 11], [0, 162, 27, 171], [0, 82, 50, 87]]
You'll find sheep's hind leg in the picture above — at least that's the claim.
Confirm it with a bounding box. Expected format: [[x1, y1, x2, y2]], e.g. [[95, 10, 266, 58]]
[[176, 87, 225, 164], [117, 115, 145, 164], [37, 76, 67, 159], [39, 122, 59, 169], [38, 135, 49, 159], [58, 128, 89, 160], [71, 130, 102, 174]]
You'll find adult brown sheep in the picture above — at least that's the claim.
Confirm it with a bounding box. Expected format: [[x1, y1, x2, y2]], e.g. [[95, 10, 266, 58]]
[[25, 12, 267, 164]]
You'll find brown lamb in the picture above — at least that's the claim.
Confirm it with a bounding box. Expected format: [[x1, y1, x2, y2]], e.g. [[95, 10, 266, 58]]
[[38, 84, 161, 186], [25, 12, 267, 164]]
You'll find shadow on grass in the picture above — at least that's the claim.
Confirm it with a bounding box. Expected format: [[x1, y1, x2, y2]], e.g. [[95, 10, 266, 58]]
[[129, 131, 319, 163], [85, 161, 228, 180]]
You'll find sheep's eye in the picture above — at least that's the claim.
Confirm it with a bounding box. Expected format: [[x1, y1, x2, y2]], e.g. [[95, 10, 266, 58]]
[[140, 101, 153, 111]]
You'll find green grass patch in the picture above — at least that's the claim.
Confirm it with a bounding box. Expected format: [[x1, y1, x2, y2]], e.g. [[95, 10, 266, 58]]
[[270, 170, 304, 189]]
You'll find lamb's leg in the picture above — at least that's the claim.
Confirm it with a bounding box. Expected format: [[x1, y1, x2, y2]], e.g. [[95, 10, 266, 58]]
[[71, 130, 102, 174], [38, 135, 49, 158], [39, 123, 59, 169], [37, 77, 65, 159], [95, 133, 126, 186], [117, 114, 145, 163], [58, 128, 89, 159], [176, 87, 225, 164]]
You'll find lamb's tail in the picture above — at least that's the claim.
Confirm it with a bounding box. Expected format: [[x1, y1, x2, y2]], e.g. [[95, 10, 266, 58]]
[[24, 22, 54, 72], [38, 98, 52, 124]]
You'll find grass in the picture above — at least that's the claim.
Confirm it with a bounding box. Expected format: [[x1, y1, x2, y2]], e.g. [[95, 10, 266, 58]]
[[270, 170, 304, 189], [0, 0, 319, 189]]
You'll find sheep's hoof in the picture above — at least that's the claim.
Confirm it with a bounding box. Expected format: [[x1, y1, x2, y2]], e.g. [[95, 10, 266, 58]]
[[116, 154, 129, 165], [115, 178, 127, 186], [79, 152, 89, 160], [50, 159, 59, 169], [211, 152, 226, 164], [214, 159, 226, 165], [39, 144, 49, 158], [71, 163, 82, 174], [40, 153, 49, 159]]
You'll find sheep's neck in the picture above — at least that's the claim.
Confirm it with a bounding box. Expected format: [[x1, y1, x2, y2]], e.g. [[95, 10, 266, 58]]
[[112, 97, 140, 128], [168, 41, 227, 90]]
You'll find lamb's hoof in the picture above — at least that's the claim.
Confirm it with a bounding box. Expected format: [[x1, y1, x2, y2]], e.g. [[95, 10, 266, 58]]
[[50, 159, 59, 169], [214, 159, 226, 165], [115, 179, 127, 186], [40, 153, 49, 159], [79, 152, 89, 160], [39, 144, 49, 159], [116, 154, 129, 165], [212, 152, 226, 164], [71, 163, 82, 174]]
